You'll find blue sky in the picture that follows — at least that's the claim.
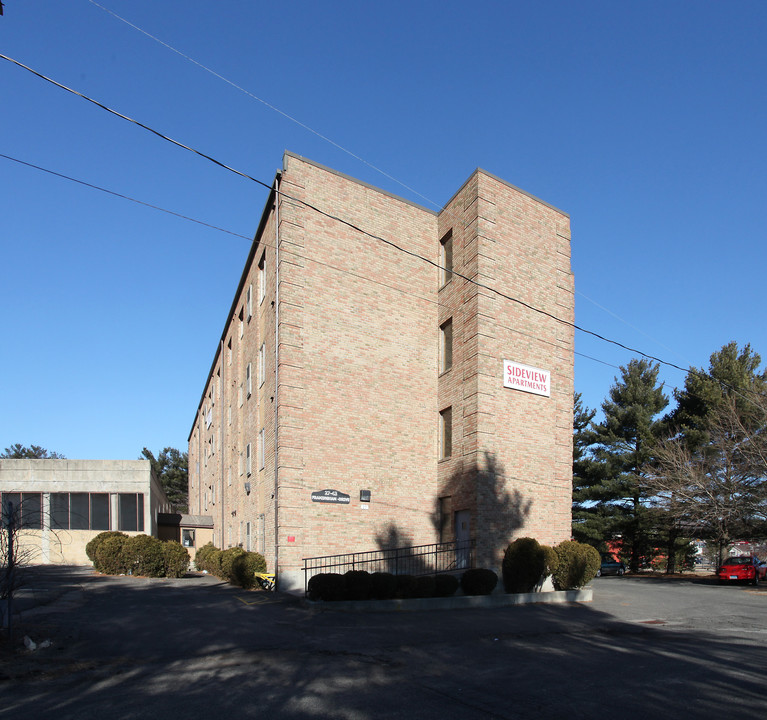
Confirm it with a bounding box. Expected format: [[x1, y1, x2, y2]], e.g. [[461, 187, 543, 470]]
[[2, 1, 766, 459]]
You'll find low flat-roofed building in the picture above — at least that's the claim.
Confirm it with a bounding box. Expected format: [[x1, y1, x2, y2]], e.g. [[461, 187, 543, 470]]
[[0, 458, 171, 565]]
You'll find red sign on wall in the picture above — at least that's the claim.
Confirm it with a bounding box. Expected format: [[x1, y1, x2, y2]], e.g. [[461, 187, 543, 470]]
[[503, 360, 551, 397]]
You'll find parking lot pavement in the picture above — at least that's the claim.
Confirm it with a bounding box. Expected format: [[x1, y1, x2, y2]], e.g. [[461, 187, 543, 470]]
[[2, 568, 767, 719]]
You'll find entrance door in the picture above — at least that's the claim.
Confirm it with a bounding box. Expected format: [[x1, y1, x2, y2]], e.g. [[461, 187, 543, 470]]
[[455, 510, 471, 569]]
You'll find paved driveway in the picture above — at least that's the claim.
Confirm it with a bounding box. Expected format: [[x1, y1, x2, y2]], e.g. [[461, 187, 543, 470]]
[[2, 568, 767, 719]]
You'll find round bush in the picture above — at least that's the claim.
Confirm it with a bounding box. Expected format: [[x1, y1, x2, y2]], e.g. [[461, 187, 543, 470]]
[[370, 572, 397, 600], [93, 534, 130, 575], [163, 541, 190, 578], [434, 574, 459, 598], [551, 541, 600, 590], [124, 534, 166, 577], [307, 573, 346, 601], [344, 570, 372, 601], [230, 551, 267, 588], [194, 542, 219, 573], [460, 568, 498, 596], [503, 537, 547, 593], [395, 574, 417, 599], [412, 575, 437, 598], [219, 547, 246, 582], [86, 531, 128, 563]]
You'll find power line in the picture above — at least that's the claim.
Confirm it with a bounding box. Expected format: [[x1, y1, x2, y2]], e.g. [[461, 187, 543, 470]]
[[0, 53, 739, 389], [86, 0, 446, 214], [0, 153, 253, 241]]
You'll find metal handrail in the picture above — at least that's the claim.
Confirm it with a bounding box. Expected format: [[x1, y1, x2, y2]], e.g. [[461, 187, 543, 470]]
[[302, 539, 474, 595]]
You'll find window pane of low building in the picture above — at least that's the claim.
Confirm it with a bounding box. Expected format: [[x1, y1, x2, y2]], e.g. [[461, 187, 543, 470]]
[[2, 492, 21, 526], [21, 493, 42, 529], [90, 494, 110, 530], [70, 493, 90, 530], [51, 493, 70, 529], [119, 493, 138, 532], [137, 494, 144, 531]]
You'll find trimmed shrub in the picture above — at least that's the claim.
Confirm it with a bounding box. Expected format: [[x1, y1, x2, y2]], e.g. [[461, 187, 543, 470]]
[[219, 547, 246, 582], [412, 575, 437, 599], [434, 574, 459, 598], [163, 541, 190, 578], [86, 531, 127, 563], [503, 537, 549, 593], [344, 571, 372, 601], [461, 568, 498, 596], [370, 572, 397, 600], [194, 542, 219, 573], [230, 551, 267, 588], [307, 573, 346, 601], [551, 541, 600, 590], [93, 534, 130, 575], [124, 534, 165, 577], [395, 574, 417, 599]]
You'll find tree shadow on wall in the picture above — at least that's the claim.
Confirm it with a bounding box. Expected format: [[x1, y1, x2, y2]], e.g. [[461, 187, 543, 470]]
[[374, 451, 532, 573], [436, 451, 532, 569]]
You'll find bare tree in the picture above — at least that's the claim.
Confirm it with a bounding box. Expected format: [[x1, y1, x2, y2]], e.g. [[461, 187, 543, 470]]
[[643, 396, 767, 567]]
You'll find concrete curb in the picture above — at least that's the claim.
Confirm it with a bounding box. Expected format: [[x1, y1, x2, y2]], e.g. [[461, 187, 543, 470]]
[[304, 587, 593, 612]]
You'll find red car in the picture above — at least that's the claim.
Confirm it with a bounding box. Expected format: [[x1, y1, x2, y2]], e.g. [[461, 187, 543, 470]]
[[716, 556, 766, 585]]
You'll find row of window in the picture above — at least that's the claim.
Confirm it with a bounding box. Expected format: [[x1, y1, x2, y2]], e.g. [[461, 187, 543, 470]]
[[439, 230, 454, 460], [0, 492, 145, 532]]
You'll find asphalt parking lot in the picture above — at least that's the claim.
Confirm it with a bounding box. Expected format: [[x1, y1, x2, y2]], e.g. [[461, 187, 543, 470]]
[[2, 568, 767, 719]]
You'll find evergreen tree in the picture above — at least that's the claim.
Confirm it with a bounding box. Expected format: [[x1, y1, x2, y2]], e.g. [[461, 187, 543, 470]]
[[582, 359, 668, 572], [1, 444, 65, 459], [141, 447, 188, 512], [669, 342, 767, 449]]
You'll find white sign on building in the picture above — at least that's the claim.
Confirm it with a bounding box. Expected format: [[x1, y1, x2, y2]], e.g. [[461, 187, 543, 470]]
[[503, 360, 551, 397]]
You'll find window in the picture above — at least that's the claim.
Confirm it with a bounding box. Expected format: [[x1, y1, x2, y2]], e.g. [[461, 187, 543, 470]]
[[238, 453, 244, 477], [227, 338, 232, 366], [440, 318, 453, 373], [247, 283, 253, 320], [246, 443, 252, 476], [182, 529, 195, 548], [238, 384, 244, 408], [439, 406, 453, 460], [439, 230, 453, 287], [258, 343, 266, 387], [118, 493, 144, 532], [246, 362, 252, 397], [239, 308, 244, 339], [258, 256, 266, 304], [258, 428, 265, 470], [1, 492, 42, 529]]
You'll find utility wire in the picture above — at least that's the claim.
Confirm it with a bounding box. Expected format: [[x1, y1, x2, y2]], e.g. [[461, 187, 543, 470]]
[[86, 0, 445, 214], [0, 52, 754, 395], [0, 153, 253, 241]]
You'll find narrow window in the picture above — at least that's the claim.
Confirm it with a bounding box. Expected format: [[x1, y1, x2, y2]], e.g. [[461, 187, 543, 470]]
[[258, 256, 266, 304], [227, 338, 232, 366], [239, 308, 244, 339], [439, 230, 453, 287], [246, 443, 252, 476], [238, 384, 244, 408], [51, 492, 70, 529], [258, 343, 266, 387], [246, 363, 252, 397], [440, 318, 453, 373], [118, 493, 144, 532], [258, 428, 265, 470], [247, 283, 253, 320], [439, 406, 453, 460], [70, 492, 90, 530], [90, 493, 110, 531]]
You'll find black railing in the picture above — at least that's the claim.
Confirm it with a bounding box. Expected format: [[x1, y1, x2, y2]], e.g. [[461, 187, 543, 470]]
[[302, 539, 475, 595]]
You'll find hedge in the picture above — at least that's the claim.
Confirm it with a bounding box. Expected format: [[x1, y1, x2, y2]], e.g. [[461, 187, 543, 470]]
[[551, 541, 600, 590], [89, 533, 190, 578]]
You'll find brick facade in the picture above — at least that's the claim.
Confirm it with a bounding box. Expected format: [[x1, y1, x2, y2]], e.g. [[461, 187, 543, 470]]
[[188, 152, 574, 591]]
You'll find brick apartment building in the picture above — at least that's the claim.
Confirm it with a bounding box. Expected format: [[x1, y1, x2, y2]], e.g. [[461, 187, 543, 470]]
[[188, 151, 574, 592]]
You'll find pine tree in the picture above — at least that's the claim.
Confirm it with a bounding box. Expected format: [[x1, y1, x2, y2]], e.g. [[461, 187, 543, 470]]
[[582, 359, 668, 572]]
